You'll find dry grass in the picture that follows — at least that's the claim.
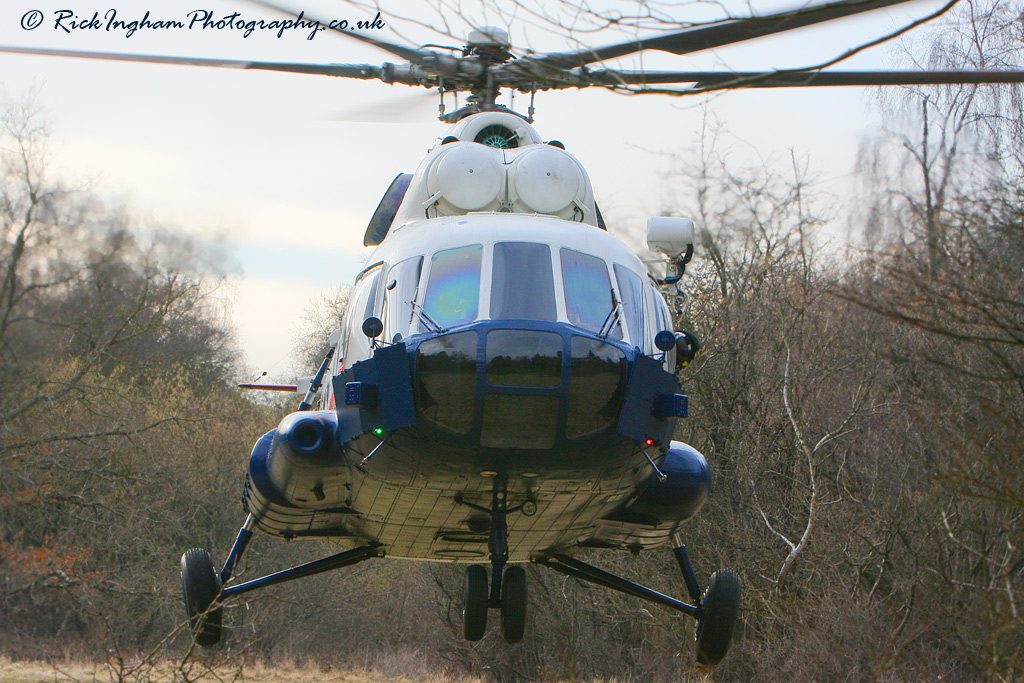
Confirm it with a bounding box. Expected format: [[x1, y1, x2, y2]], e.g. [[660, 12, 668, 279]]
[[0, 657, 490, 683]]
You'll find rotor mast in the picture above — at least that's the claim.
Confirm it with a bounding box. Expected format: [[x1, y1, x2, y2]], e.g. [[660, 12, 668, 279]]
[[448, 26, 523, 123]]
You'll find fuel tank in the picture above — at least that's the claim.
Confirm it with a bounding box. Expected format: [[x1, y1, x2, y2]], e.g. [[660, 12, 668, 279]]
[[617, 441, 711, 524]]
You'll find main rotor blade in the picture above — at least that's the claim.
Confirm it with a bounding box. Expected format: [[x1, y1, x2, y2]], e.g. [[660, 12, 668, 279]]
[[243, 0, 431, 65], [521, 0, 922, 71], [0, 45, 383, 80], [577, 69, 1024, 88], [328, 90, 438, 123]]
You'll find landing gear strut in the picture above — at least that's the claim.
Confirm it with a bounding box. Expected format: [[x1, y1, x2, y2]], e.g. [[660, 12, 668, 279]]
[[533, 533, 741, 666], [456, 485, 528, 644], [179, 514, 383, 647]]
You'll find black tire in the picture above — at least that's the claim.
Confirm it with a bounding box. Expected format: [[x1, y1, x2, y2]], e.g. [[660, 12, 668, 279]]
[[678, 330, 701, 363], [682, 330, 701, 355], [500, 565, 527, 644], [463, 564, 489, 641], [695, 568, 741, 666], [180, 548, 223, 647]]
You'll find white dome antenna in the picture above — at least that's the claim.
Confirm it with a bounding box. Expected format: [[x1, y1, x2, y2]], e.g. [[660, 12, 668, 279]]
[[468, 26, 510, 49]]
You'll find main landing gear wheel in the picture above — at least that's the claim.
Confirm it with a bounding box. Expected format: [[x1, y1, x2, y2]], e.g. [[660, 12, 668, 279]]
[[463, 564, 489, 641], [500, 565, 527, 644], [695, 568, 741, 666], [180, 548, 223, 647]]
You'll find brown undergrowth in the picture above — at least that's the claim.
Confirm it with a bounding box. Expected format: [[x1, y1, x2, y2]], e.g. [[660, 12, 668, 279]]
[[0, 657, 493, 683]]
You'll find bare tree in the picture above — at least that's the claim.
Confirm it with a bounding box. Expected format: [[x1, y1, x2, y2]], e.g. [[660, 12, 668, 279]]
[[292, 285, 349, 372], [0, 93, 257, 669], [856, 0, 1024, 261]]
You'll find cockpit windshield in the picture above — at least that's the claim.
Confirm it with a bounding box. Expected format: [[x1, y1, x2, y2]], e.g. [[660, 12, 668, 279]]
[[614, 263, 646, 347], [385, 255, 422, 342], [490, 242, 557, 322], [560, 248, 622, 339], [422, 244, 482, 328], [406, 241, 631, 343]]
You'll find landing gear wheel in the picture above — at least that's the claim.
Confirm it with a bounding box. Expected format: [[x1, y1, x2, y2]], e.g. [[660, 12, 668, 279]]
[[677, 330, 701, 364], [462, 564, 489, 641], [695, 568, 741, 666], [180, 548, 223, 647], [500, 565, 527, 644]]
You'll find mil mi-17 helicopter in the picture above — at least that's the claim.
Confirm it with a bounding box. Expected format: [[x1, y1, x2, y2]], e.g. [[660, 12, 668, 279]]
[[5, 0, 1024, 667]]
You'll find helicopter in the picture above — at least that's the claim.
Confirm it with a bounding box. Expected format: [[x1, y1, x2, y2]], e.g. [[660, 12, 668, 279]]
[[5, 0, 1024, 668]]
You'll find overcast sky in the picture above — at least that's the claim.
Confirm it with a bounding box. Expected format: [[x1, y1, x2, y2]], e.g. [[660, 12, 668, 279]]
[[0, 0, 952, 377]]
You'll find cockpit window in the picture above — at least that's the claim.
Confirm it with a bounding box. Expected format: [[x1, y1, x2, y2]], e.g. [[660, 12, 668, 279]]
[[415, 331, 478, 435], [423, 244, 482, 329], [342, 262, 382, 363], [567, 336, 627, 439], [385, 256, 422, 341], [649, 283, 670, 333], [648, 283, 674, 367], [560, 248, 621, 339], [490, 242, 556, 322], [485, 329, 562, 387], [614, 264, 646, 349]]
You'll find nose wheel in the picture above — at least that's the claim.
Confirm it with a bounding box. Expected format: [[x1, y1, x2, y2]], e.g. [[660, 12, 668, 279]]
[[463, 564, 489, 641], [456, 484, 529, 644], [461, 563, 528, 644], [499, 565, 527, 644]]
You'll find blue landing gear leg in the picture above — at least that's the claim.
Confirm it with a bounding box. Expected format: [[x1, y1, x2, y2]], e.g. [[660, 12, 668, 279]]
[[674, 534, 742, 666], [180, 514, 383, 648], [532, 534, 741, 666]]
